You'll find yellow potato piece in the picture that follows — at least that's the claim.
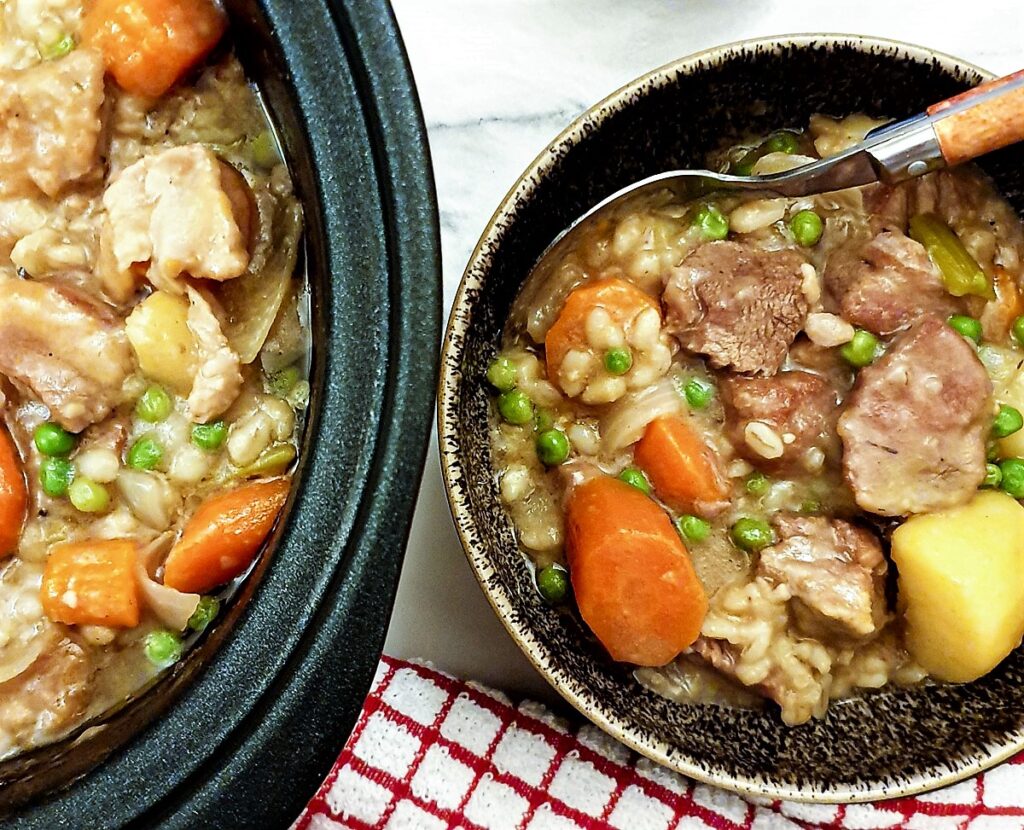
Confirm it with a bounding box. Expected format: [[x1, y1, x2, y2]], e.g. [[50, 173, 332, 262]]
[[125, 292, 198, 394], [892, 491, 1024, 683]]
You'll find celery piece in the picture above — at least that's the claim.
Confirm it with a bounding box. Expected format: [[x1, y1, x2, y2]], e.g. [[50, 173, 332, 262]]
[[909, 213, 993, 299]]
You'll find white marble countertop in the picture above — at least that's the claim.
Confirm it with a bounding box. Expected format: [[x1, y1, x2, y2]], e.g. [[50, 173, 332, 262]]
[[384, 0, 1024, 704]]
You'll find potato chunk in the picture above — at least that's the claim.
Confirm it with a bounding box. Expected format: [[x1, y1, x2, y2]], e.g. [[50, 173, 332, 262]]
[[891, 491, 1024, 683], [125, 291, 198, 394]]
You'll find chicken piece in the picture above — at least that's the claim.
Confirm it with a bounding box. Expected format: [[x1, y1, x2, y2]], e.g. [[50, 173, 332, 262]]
[[100, 145, 252, 299], [0, 49, 105, 198], [185, 285, 243, 423], [0, 279, 133, 432], [758, 514, 888, 639]]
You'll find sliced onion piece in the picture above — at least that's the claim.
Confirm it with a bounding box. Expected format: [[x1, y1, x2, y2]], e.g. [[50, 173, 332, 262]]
[[600, 374, 685, 453], [135, 534, 200, 631], [117, 469, 180, 530], [0, 626, 50, 684]]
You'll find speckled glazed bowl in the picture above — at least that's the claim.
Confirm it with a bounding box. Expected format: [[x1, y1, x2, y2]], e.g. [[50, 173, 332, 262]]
[[438, 35, 1024, 803]]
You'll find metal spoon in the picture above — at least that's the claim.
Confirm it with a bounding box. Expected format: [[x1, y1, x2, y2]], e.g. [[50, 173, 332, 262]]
[[532, 68, 1024, 268]]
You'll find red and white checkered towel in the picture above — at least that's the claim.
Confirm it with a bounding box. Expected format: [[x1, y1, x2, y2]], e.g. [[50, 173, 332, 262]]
[[294, 657, 1024, 830]]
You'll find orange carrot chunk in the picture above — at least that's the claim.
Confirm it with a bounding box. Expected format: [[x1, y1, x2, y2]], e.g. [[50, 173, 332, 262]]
[[544, 278, 658, 386], [42, 540, 141, 628], [0, 425, 27, 559], [163, 478, 289, 594], [566, 476, 708, 666], [82, 0, 227, 98], [634, 416, 729, 515]]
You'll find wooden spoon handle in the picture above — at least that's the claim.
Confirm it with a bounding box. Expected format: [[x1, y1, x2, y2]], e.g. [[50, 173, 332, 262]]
[[927, 69, 1024, 165]]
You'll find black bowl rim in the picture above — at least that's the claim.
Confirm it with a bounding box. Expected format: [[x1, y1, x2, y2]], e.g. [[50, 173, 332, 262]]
[[4, 0, 441, 825], [437, 32, 1016, 804]]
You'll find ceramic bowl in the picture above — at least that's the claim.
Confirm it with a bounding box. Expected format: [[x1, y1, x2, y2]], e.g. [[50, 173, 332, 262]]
[[438, 34, 1024, 803]]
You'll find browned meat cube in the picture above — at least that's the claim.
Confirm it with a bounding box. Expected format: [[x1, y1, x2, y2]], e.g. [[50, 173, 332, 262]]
[[758, 514, 888, 638], [720, 370, 840, 476], [823, 230, 962, 336], [663, 241, 809, 375], [838, 316, 991, 516], [0, 279, 134, 433]]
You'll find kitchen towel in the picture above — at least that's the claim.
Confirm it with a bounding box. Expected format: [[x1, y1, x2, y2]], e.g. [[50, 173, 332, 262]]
[[293, 657, 1024, 830]]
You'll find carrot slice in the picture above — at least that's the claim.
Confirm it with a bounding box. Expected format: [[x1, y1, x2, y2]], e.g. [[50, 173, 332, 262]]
[[634, 416, 729, 514], [566, 476, 708, 666], [163, 478, 289, 594], [0, 424, 27, 559], [82, 0, 227, 98], [42, 540, 141, 628], [544, 278, 658, 386]]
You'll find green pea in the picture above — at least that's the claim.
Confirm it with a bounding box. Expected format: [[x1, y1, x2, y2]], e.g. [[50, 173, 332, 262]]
[[1001, 458, 1024, 498], [192, 420, 228, 451], [983, 462, 1003, 489], [136, 385, 173, 422], [730, 517, 774, 552], [41, 33, 75, 60], [188, 596, 221, 632], [618, 467, 651, 495], [840, 329, 881, 368], [764, 131, 800, 154], [486, 356, 517, 392], [731, 157, 756, 176], [536, 565, 569, 603], [536, 429, 570, 466], [1013, 316, 1024, 348], [268, 366, 301, 397], [693, 204, 729, 241], [676, 514, 711, 543], [498, 389, 534, 425], [683, 378, 714, 410], [603, 347, 633, 376], [40, 457, 74, 498], [988, 441, 1002, 462], [947, 314, 982, 343], [534, 408, 556, 433], [144, 630, 184, 668], [789, 210, 823, 247], [744, 471, 770, 496], [68, 478, 109, 513], [993, 405, 1024, 439], [800, 498, 821, 514], [127, 436, 163, 470], [33, 422, 75, 457]]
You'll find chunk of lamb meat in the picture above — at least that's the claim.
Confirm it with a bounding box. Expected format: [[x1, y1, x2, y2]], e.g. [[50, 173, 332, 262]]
[[823, 230, 962, 336], [184, 285, 243, 423], [0, 279, 133, 433], [0, 635, 91, 754], [663, 241, 809, 375], [100, 144, 253, 301], [861, 183, 909, 234], [838, 316, 991, 516], [758, 514, 888, 638], [690, 636, 805, 719], [0, 49, 105, 199], [720, 370, 839, 476]]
